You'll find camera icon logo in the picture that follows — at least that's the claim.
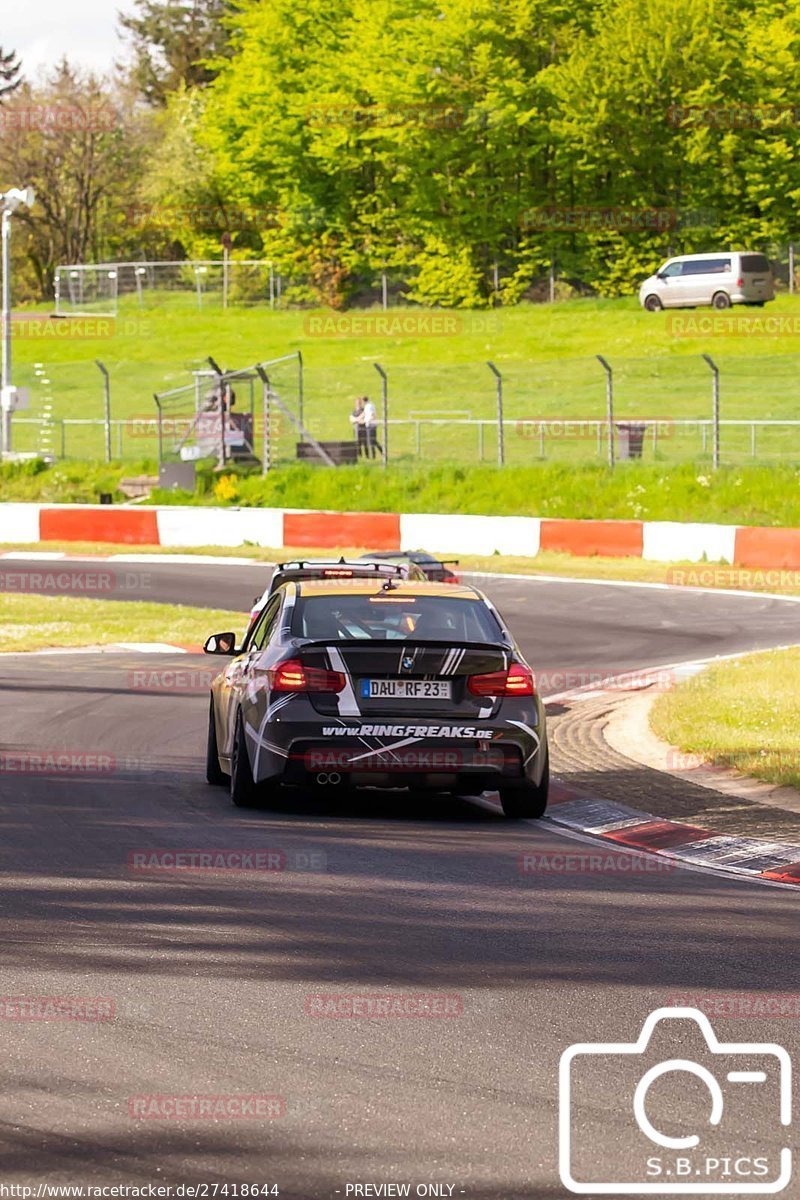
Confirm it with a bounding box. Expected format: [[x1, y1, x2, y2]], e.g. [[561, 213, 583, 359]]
[[559, 1006, 792, 1194]]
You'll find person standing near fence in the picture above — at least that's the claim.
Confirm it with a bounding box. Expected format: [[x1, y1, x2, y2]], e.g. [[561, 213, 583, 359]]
[[362, 395, 383, 459], [349, 396, 368, 457]]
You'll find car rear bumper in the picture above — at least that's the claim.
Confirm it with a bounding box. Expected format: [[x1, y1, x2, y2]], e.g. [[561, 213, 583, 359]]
[[243, 718, 546, 790]]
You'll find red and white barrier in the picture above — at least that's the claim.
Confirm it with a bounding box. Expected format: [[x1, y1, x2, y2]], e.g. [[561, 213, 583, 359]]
[[1, 502, 798, 569]]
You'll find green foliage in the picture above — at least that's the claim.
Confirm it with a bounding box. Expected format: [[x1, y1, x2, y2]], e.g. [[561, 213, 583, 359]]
[[4, 459, 797, 527], [119, 0, 236, 106], [122, 0, 800, 305]]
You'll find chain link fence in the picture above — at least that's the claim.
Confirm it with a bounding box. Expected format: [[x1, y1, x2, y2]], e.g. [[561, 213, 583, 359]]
[[54, 242, 800, 316], [7, 351, 800, 468]]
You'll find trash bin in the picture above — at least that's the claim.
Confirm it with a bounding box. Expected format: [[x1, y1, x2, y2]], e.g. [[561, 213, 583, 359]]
[[159, 462, 197, 491], [616, 422, 646, 460]]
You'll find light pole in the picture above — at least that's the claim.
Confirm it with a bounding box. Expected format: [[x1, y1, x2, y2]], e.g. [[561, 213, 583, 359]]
[[1, 186, 36, 458]]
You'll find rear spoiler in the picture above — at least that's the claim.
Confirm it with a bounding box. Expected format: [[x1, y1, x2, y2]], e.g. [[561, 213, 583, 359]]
[[276, 558, 406, 578], [298, 638, 512, 653]]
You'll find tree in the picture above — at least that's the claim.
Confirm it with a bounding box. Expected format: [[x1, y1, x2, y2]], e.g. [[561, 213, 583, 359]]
[[0, 63, 139, 296], [119, 0, 236, 106], [0, 46, 21, 99]]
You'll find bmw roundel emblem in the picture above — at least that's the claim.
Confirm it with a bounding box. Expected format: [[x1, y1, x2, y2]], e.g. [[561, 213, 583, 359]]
[[402, 655, 414, 671]]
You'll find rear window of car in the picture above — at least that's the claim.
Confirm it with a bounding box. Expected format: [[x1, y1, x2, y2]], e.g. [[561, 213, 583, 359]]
[[681, 258, 731, 275], [740, 254, 770, 273], [293, 595, 504, 643]]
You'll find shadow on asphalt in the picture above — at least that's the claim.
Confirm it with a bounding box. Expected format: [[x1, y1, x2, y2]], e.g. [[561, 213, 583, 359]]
[[0, 769, 797, 990]]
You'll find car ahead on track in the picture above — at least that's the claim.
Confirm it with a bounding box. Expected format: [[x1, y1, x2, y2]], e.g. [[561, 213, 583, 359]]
[[204, 579, 548, 818], [245, 557, 426, 634], [358, 549, 460, 583]]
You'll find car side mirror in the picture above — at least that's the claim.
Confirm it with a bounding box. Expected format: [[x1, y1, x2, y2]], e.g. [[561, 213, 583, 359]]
[[204, 631, 237, 656]]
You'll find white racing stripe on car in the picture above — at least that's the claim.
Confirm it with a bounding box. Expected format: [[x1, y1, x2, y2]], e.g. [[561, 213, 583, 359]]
[[347, 736, 423, 764], [441, 648, 465, 675], [507, 718, 541, 765], [251, 694, 296, 776], [328, 645, 361, 717]]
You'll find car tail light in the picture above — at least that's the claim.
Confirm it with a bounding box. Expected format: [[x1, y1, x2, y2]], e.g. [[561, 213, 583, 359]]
[[467, 664, 536, 696], [737, 278, 743, 287], [322, 569, 353, 577], [270, 658, 346, 693]]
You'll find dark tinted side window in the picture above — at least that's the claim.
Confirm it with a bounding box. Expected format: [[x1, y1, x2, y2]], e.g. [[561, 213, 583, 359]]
[[740, 254, 770, 273], [681, 258, 731, 275], [248, 596, 282, 650]]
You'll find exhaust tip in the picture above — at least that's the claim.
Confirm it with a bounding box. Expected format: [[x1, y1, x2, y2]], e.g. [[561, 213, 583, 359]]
[[315, 772, 329, 785]]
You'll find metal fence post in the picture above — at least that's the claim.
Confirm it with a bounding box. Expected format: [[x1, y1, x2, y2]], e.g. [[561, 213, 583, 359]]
[[297, 350, 304, 431], [153, 394, 163, 470], [596, 355, 614, 468], [374, 362, 388, 468], [96, 360, 111, 463], [487, 361, 504, 465], [790, 243, 795, 294], [260, 372, 271, 476], [207, 356, 227, 468], [701, 354, 720, 469]]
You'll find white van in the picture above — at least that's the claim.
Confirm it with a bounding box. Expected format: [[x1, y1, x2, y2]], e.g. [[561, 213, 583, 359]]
[[639, 252, 774, 311]]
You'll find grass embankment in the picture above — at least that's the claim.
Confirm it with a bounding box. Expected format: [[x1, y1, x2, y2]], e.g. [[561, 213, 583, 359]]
[[651, 649, 800, 790], [0, 595, 247, 653], [3, 458, 800, 526], [10, 292, 800, 464]]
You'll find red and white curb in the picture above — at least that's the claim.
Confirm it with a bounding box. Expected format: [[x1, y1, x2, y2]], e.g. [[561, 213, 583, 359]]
[[5, 501, 800, 571], [543, 651, 800, 888], [545, 782, 800, 886]]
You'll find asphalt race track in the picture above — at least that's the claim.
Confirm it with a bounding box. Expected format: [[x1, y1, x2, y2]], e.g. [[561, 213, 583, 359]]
[[1, 558, 799, 1196]]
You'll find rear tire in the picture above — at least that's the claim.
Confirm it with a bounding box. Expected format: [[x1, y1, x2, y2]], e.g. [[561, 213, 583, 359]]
[[712, 291, 731, 310], [499, 750, 549, 819], [206, 697, 228, 786], [643, 295, 662, 312], [231, 709, 259, 808]]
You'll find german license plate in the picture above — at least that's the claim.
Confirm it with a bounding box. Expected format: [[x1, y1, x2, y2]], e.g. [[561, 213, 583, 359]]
[[359, 679, 452, 700]]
